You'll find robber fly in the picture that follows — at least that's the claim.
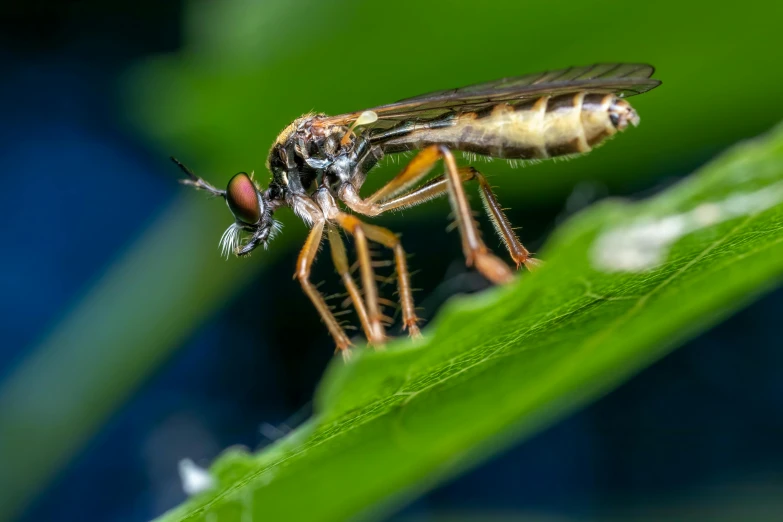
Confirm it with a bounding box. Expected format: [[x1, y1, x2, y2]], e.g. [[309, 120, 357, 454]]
[[174, 63, 661, 355]]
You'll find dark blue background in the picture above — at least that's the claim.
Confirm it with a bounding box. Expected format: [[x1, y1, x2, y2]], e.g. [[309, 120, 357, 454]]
[[2, 3, 781, 521]]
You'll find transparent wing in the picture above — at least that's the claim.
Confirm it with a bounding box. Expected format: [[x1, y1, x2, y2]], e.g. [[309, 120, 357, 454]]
[[315, 63, 660, 132], [397, 63, 658, 104]]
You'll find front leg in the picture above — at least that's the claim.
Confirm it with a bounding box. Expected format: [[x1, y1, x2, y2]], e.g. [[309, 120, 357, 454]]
[[295, 220, 352, 356], [314, 188, 387, 345]]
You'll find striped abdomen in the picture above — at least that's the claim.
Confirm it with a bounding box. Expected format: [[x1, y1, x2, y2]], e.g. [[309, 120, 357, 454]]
[[378, 93, 640, 159]]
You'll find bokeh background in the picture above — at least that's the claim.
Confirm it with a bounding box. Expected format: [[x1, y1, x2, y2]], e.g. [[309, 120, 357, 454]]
[[1, 1, 782, 521]]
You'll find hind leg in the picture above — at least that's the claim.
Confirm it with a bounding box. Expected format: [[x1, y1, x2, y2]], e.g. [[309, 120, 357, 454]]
[[340, 145, 515, 284]]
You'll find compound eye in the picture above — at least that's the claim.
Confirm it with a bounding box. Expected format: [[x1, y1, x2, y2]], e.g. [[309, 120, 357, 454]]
[[226, 172, 261, 224]]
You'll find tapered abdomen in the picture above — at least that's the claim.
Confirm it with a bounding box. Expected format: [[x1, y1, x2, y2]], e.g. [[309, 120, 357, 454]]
[[378, 93, 640, 159]]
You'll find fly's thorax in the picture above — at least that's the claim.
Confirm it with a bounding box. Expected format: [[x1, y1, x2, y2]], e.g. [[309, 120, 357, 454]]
[[266, 113, 344, 171], [266, 114, 315, 172]]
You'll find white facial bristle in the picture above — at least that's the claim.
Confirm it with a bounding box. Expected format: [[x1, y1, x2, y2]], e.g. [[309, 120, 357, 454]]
[[219, 223, 241, 258], [264, 220, 283, 249]]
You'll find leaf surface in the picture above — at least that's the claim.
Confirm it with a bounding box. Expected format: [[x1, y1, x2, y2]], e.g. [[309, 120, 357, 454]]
[[159, 125, 783, 522]]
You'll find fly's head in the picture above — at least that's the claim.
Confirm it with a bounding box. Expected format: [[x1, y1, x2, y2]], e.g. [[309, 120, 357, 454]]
[[220, 171, 282, 257], [172, 158, 281, 258]]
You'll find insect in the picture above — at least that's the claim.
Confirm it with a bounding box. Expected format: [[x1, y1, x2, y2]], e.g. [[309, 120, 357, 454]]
[[174, 63, 660, 356]]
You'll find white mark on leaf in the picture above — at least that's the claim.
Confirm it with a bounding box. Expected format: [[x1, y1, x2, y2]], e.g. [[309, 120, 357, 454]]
[[591, 181, 783, 272]]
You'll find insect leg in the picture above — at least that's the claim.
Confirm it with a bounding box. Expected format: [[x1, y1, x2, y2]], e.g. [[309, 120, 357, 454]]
[[472, 170, 542, 271], [338, 145, 446, 216], [372, 168, 473, 213], [367, 145, 443, 204], [333, 214, 386, 345], [340, 146, 515, 283], [335, 213, 421, 340], [356, 221, 422, 339], [439, 146, 514, 285], [326, 225, 375, 343], [295, 220, 352, 355], [346, 165, 540, 271]]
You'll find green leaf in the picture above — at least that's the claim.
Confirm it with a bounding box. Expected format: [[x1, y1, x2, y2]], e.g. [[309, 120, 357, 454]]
[[157, 123, 783, 521]]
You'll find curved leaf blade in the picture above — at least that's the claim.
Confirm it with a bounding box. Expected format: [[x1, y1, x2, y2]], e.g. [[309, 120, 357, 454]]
[[159, 124, 783, 522]]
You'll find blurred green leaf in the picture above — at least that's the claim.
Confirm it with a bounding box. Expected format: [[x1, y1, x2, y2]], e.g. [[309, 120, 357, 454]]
[[156, 124, 783, 521]]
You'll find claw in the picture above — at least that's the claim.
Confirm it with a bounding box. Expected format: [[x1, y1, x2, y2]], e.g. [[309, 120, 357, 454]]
[[523, 257, 544, 271], [474, 250, 515, 284], [405, 322, 423, 339]]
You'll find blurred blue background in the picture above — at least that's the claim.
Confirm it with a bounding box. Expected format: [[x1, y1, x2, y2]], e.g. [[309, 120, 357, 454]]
[[1, 1, 782, 521]]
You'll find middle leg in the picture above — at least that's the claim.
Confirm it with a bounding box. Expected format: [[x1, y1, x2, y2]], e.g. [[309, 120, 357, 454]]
[[334, 213, 422, 340], [295, 220, 352, 355], [326, 225, 376, 344]]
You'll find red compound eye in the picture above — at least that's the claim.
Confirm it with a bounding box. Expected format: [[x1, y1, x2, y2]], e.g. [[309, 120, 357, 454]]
[[226, 172, 261, 224]]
